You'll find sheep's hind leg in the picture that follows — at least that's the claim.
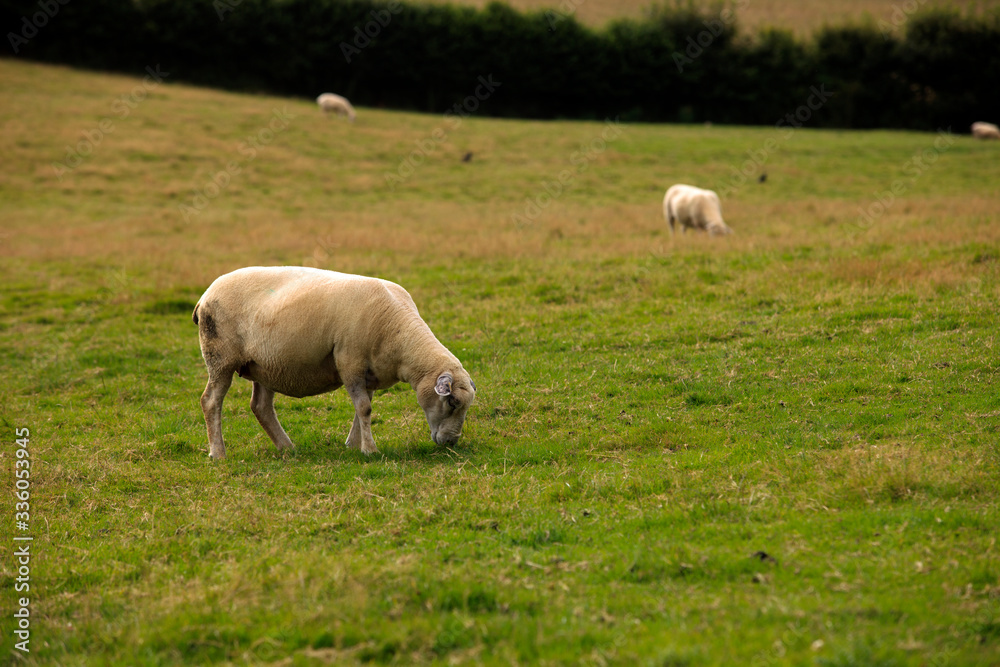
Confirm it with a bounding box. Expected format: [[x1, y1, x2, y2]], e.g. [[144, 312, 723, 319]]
[[345, 384, 378, 455], [250, 382, 295, 453], [201, 371, 234, 459]]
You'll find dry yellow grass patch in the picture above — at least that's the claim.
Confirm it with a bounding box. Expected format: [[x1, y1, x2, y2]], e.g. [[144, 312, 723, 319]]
[[3, 58, 998, 303]]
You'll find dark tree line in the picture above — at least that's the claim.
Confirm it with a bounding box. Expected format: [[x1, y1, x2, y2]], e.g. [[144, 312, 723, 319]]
[[3, 0, 998, 130]]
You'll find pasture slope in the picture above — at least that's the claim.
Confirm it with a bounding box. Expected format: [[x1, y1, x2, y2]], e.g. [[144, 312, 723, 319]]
[[417, 0, 1000, 33], [1, 58, 999, 665]]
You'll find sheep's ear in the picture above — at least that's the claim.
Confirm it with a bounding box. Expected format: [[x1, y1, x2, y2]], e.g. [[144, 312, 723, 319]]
[[435, 373, 453, 397]]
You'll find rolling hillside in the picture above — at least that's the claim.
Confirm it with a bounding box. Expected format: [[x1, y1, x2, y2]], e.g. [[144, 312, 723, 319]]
[[419, 0, 1000, 33], [2, 58, 999, 665]]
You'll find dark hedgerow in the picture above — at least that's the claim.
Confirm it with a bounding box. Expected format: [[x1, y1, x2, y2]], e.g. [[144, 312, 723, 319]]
[[1, 0, 997, 128]]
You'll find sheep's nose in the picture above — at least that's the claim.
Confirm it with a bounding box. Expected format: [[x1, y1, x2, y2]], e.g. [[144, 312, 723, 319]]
[[433, 431, 459, 446]]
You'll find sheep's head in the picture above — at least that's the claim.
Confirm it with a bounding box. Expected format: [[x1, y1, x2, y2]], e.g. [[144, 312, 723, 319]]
[[708, 221, 734, 237], [418, 370, 476, 446]]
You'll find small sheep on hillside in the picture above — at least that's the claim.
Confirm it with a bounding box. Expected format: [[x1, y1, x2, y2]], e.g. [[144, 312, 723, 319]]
[[663, 184, 733, 237], [971, 121, 1000, 139], [193, 267, 476, 459], [316, 93, 356, 122]]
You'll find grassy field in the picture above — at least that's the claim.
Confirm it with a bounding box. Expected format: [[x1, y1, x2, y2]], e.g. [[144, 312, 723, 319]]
[[2, 58, 1000, 665], [417, 0, 1000, 34]]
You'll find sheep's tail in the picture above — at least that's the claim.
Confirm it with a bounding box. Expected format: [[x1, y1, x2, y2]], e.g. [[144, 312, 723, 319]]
[[192, 300, 201, 325]]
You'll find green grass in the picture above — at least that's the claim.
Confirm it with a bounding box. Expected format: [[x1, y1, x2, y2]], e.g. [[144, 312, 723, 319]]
[[1, 59, 999, 665]]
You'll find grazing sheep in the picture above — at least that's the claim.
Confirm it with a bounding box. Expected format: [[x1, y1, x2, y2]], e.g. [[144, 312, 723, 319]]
[[192, 267, 476, 459], [971, 121, 1000, 139], [663, 184, 733, 236], [316, 93, 356, 122]]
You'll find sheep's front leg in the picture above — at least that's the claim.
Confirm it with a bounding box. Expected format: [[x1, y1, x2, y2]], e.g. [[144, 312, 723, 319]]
[[201, 372, 234, 459], [250, 382, 295, 453], [345, 384, 377, 455]]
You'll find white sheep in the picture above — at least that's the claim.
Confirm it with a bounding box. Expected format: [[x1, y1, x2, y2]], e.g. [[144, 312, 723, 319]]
[[663, 184, 733, 236], [971, 121, 1000, 139], [316, 93, 356, 122], [192, 267, 475, 459]]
